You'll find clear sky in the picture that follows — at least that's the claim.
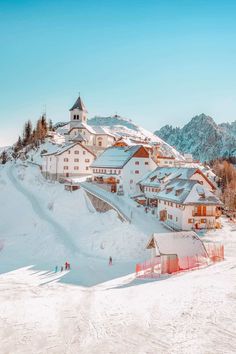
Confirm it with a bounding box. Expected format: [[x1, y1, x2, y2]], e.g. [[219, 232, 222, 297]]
[[0, 0, 236, 146]]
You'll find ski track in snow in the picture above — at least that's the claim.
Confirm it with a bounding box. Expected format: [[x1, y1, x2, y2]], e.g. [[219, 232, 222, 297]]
[[7, 164, 79, 255]]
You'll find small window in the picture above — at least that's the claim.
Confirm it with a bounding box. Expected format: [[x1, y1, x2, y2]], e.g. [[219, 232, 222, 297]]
[[74, 166, 79, 170], [130, 179, 133, 184], [74, 158, 79, 162], [135, 170, 139, 174], [77, 115, 79, 119], [98, 141, 102, 147], [135, 161, 139, 165], [145, 161, 149, 165], [86, 166, 89, 170], [85, 159, 90, 163], [83, 151, 86, 155], [188, 218, 194, 223], [64, 158, 69, 162], [68, 150, 71, 154], [74, 151, 79, 154], [73, 115, 76, 120], [201, 219, 206, 223], [176, 217, 178, 222], [64, 166, 68, 170]]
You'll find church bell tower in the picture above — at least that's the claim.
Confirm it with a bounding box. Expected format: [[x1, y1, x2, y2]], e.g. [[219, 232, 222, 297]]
[[69, 95, 88, 127]]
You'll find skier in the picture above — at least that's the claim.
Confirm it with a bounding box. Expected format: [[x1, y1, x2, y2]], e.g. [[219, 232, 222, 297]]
[[61, 266, 64, 272], [55, 265, 58, 273], [65, 261, 68, 270], [109, 256, 112, 266]]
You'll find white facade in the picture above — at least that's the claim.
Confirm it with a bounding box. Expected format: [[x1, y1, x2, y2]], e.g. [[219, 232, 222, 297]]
[[91, 147, 157, 195], [42, 143, 95, 180], [157, 200, 219, 230]]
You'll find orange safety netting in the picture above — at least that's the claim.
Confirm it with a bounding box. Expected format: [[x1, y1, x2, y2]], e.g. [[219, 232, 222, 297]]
[[136, 243, 224, 279], [204, 242, 224, 262]]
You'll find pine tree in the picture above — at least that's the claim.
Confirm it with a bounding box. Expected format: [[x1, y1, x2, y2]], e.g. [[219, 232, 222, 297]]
[[1, 150, 8, 164]]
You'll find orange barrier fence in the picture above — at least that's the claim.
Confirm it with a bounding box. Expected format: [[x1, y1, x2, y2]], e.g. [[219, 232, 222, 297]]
[[135, 257, 161, 278], [204, 242, 224, 262], [136, 245, 224, 279]]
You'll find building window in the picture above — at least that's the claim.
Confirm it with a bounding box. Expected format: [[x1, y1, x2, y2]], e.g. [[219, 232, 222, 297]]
[[74, 158, 79, 162], [64, 166, 68, 170], [135, 170, 139, 174], [201, 219, 206, 223], [83, 151, 86, 155], [135, 161, 139, 165], [86, 166, 89, 170], [74, 151, 79, 154], [145, 162, 149, 165], [85, 159, 90, 163], [176, 217, 178, 222], [74, 115, 76, 120], [77, 115, 79, 119], [64, 158, 69, 162], [98, 141, 102, 147], [130, 179, 133, 184], [68, 150, 71, 154], [74, 166, 79, 170], [188, 218, 194, 223]]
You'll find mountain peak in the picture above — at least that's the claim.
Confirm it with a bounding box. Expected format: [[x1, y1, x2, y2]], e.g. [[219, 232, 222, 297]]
[[155, 114, 236, 161]]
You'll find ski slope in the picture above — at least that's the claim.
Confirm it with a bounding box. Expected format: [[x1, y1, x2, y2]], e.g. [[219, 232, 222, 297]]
[[0, 220, 236, 354], [0, 162, 236, 353], [0, 162, 166, 286]]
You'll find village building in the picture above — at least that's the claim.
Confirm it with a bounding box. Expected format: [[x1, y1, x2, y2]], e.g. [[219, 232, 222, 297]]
[[155, 155, 176, 166], [146, 231, 209, 273], [139, 166, 216, 207], [156, 178, 222, 230], [91, 145, 157, 195], [64, 96, 116, 151], [42, 142, 96, 181]]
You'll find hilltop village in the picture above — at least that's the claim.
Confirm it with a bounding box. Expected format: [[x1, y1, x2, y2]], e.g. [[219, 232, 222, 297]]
[[41, 95, 222, 232]]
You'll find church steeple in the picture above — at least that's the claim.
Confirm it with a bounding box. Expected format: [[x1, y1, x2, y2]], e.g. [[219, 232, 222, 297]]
[[69, 95, 88, 125], [70, 96, 87, 112]]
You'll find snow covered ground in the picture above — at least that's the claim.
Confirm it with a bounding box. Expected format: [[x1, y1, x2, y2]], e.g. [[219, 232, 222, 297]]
[[0, 162, 236, 353]]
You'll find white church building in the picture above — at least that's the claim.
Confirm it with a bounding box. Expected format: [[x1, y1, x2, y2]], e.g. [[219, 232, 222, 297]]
[[64, 96, 116, 151]]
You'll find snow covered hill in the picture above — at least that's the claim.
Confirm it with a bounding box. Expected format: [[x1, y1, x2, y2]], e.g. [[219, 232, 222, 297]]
[[56, 115, 184, 160], [155, 114, 236, 161]]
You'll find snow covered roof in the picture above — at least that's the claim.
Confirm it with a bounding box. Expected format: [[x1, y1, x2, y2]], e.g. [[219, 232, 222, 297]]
[[139, 166, 215, 189], [139, 167, 199, 187], [69, 96, 87, 112], [156, 178, 222, 205], [42, 142, 96, 157], [72, 133, 87, 142], [146, 231, 208, 259], [91, 145, 145, 169]]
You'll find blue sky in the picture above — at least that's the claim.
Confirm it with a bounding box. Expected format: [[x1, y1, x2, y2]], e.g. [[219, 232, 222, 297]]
[[0, 0, 236, 146]]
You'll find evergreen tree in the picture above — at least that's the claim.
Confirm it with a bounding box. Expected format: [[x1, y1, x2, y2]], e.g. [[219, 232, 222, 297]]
[[1, 150, 8, 164]]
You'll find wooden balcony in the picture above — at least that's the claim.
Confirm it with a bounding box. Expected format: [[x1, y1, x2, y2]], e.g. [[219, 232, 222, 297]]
[[192, 210, 221, 217]]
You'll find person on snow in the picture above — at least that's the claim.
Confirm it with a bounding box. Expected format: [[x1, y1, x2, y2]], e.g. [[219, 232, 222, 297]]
[[61, 266, 64, 272], [65, 262, 68, 270], [109, 256, 112, 266], [55, 266, 58, 273]]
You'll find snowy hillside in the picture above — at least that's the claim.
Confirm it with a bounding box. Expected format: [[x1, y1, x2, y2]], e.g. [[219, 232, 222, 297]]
[[87, 115, 184, 159], [0, 161, 168, 285], [155, 114, 236, 161]]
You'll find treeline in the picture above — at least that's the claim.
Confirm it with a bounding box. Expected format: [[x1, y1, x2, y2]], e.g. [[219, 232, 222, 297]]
[[212, 159, 236, 211], [14, 115, 53, 153]]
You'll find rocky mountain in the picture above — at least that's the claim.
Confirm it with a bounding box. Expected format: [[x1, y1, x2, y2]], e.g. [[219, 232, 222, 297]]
[[155, 114, 236, 162]]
